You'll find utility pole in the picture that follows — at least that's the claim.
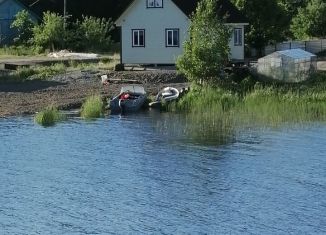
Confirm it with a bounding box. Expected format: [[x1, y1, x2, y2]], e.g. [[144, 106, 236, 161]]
[[63, 0, 67, 49], [64, 0, 67, 29]]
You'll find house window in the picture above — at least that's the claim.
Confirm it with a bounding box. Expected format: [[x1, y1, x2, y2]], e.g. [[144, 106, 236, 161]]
[[132, 29, 145, 47], [165, 29, 179, 47], [147, 0, 163, 8], [234, 28, 242, 46]]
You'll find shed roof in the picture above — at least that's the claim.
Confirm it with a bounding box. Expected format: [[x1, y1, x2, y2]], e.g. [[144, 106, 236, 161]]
[[278, 49, 316, 60]]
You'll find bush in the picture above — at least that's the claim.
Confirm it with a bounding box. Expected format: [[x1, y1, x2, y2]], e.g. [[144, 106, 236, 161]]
[[32, 12, 65, 51], [66, 16, 114, 52], [77, 16, 114, 52], [34, 107, 66, 127], [81, 95, 104, 119], [11, 10, 35, 45], [17, 67, 37, 79]]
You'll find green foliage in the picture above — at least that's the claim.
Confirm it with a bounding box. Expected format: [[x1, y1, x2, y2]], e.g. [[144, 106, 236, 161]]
[[76, 16, 114, 52], [81, 95, 104, 119], [32, 12, 65, 51], [11, 10, 35, 45], [0, 45, 39, 56], [33, 63, 66, 79], [0, 64, 67, 82], [176, 0, 231, 84], [277, 0, 308, 16], [234, 0, 288, 54], [172, 72, 326, 126], [17, 67, 37, 78], [291, 0, 326, 39], [34, 107, 66, 127], [7, 9, 115, 53]]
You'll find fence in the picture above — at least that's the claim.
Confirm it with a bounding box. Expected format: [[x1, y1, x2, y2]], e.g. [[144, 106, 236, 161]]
[[264, 39, 326, 56]]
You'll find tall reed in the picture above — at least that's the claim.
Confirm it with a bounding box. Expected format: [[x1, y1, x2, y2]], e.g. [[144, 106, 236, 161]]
[[34, 107, 66, 127], [81, 95, 104, 119], [171, 73, 326, 128]]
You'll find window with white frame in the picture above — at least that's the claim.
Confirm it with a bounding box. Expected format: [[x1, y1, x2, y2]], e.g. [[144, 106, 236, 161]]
[[147, 0, 163, 8], [234, 28, 242, 46], [132, 29, 145, 47], [166, 29, 179, 47]]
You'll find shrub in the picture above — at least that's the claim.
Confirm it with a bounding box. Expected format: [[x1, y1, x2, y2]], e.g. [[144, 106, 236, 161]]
[[33, 12, 65, 51], [17, 67, 37, 79], [81, 95, 104, 119], [69, 16, 114, 52], [11, 10, 35, 45], [81, 16, 113, 51], [34, 107, 66, 127]]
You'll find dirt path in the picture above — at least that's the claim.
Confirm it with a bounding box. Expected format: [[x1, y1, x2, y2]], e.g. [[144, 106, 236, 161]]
[[0, 70, 188, 117]]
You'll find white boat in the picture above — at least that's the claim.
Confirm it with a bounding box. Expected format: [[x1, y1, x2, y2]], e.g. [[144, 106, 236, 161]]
[[149, 87, 180, 108], [109, 85, 147, 114]]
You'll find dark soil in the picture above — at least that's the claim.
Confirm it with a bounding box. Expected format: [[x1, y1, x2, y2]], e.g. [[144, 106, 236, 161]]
[[0, 70, 188, 117]]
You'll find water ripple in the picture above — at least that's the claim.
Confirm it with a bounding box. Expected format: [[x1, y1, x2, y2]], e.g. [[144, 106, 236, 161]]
[[0, 115, 325, 234]]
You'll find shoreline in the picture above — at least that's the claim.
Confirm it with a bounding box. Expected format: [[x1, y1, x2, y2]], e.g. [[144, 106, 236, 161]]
[[0, 70, 188, 117]]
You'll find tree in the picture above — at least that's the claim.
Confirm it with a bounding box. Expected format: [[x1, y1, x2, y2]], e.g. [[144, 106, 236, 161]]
[[277, 0, 308, 16], [32, 11, 65, 51], [231, 0, 288, 55], [11, 10, 35, 45], [77, 16, 114, 52], [291, 0, 326, 39], [176, 0, 231, 84]]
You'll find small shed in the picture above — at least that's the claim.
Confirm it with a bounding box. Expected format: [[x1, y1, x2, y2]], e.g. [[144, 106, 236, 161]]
[[256, 49, 317, 82]]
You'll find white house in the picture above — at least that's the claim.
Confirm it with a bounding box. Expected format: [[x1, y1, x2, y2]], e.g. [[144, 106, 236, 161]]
[[115, 0, 248, 65]]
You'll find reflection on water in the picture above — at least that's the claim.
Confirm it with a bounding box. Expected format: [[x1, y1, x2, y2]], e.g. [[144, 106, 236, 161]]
[[0, 113, 325, 234], [148, 111, 236, 146]]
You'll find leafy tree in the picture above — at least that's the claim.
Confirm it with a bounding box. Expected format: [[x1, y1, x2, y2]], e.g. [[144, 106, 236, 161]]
[[32, 11, 65, 51], [11, 10, 35, 45], [76, 16, 114, 52], [291, 0, 326, 39], [231, 0, 288, 55], [277, 0, 308, 16], [176, 0, 231, 84]]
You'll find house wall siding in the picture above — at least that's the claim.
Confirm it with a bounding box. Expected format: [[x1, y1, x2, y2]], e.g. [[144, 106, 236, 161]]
[[117, 0, 246, 64], [117, 0, 189, 64]]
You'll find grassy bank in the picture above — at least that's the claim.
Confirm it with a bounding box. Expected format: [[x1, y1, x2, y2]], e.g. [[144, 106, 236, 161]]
[[0, 54, 119, 83], [170, 72, 326, 127]]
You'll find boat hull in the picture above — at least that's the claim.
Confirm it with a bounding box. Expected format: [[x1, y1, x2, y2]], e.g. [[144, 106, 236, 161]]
[[110, 95, 147, 114]]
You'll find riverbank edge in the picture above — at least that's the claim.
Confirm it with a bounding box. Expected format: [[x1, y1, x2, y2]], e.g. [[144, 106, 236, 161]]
[[0, 69, 189, 117]]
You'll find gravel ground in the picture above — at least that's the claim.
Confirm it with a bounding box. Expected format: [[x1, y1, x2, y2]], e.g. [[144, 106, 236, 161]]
[[0, 69, 188, 117]]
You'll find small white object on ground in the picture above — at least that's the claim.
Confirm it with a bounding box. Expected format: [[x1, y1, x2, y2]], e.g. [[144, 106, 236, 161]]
[[48, 50, 99, 59]]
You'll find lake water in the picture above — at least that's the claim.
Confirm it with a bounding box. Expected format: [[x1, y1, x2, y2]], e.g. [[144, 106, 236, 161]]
[[0, 112, 326, 234]]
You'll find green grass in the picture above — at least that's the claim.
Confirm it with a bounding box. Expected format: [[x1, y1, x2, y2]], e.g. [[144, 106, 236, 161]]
[[170, 72, 326, 127], [0, 53, 120, 83], [0, 45, 42, 57], [81, 95, 104, 119], [0, 63, 67, 82], [34, 107, 66, 127]]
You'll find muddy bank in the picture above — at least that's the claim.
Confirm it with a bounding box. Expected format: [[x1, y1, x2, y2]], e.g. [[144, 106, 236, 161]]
[[0, 70, 188, 117]]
